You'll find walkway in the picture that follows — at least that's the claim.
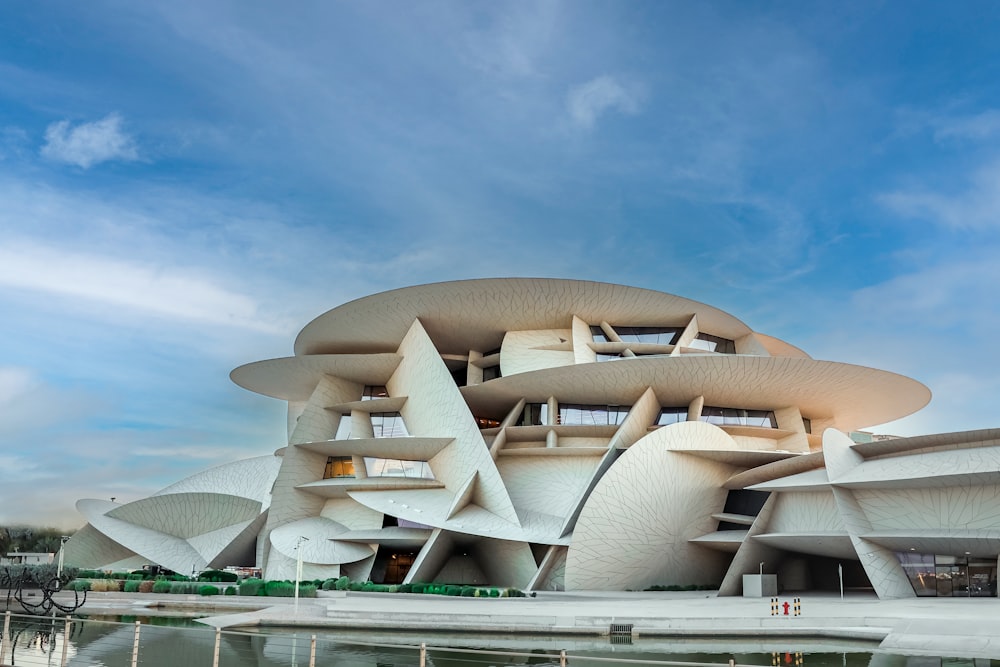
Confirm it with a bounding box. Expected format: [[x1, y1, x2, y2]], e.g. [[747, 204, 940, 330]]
[[71, 590, 1000, 660]]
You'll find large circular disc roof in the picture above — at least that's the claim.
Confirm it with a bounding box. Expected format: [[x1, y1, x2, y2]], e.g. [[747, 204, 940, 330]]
[[294, 278, 755, 355]]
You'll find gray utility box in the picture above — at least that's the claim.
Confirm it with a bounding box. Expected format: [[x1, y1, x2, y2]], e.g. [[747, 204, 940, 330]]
[[742, 574, 777, 597]]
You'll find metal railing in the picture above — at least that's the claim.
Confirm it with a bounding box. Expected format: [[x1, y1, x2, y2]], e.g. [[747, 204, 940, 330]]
[[0, 610, 744, 667]]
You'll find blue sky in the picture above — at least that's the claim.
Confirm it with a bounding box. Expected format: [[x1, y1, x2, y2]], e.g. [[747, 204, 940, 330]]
[[3, 1, 1000, 528]]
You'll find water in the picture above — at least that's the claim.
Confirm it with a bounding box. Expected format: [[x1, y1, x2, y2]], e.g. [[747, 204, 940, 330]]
[[2, 613, 997, 667]]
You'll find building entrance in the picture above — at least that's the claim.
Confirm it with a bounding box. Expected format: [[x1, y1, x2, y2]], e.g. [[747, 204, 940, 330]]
[[896, 553, 997, 597]]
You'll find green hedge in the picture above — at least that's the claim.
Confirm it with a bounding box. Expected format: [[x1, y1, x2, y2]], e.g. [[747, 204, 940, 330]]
[[645, 584, 718, 592], [66, 579, 90, 591], [224, 586, 237, 596], [264, 581, 295, 597], [169, 582, 199, 594], [238, 578, 264, 596], [151, 580, 172, 594], [123, 580, 141, 593], [197, 570, 238, 583], [198, 585, 220, 596]]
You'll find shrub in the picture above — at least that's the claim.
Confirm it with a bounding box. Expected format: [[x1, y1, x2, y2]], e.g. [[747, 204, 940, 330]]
[[224, 586, 237, 596], [298, 584, 317, 598], [198, 585, 220, 596], [398, 583, 412, 594], [335, 575, 350, 591], [461, 586, 475, 597], [444, 585, 461, 596], [321, 578, 337, 591], [169, 581, 198, 594], [76, 570, 102, 579], [123, 580, 141, 593], [387, 584, 399, 593], [139, 580, 154, 593], [488, 588, 499, 598], [152, 580, 172, 594], [198, 570, 238, 583], [348, 581, 364, 592], [238, 578, 263, 597], [127, 573, 145, 580], [67, 579, 90, 592], [89, 579, 119, 592], [264, 580, 295, 597], [109, 571, 129, 580], [411, 583, 425, 594]]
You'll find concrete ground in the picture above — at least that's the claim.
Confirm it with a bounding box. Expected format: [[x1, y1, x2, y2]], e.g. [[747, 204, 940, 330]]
[[62, 590, 1000, 660]]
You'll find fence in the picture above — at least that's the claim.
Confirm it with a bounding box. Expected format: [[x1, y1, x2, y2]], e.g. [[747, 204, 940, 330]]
[[0, 610, 747, 667]]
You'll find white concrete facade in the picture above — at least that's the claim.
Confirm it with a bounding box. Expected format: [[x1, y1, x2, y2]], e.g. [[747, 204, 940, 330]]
[[65, 279, 999, 598]]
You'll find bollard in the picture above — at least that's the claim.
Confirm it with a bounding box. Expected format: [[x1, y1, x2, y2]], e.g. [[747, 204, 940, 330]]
[[771, 651, 779, 667], [212, 627, 221, 667], [560, 649, 567, 666], [131, 621, 141, 667], [794, 597, 801, 616], [0, 610, 9, 665], [309, 634, 317, 667], [770, 597, 778, 616], [61, 616, 72, 667], [419, 641, 426, 667]]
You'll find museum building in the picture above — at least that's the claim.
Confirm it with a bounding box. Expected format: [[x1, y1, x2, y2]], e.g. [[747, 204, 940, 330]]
[[64, 279, 1000, 598]]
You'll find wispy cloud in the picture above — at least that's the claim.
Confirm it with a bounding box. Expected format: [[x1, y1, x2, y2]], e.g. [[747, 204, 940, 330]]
[[41, 113, 139, 168], [566, 75, 643, 129], [0, 367, 36, 405], [0, 242, 287, 333], [932, 109, 1000, 142], [877, 160, 1000, 229]]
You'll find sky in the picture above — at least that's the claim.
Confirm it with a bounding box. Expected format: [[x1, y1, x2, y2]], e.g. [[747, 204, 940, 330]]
[[3, 1, 1000, 529]]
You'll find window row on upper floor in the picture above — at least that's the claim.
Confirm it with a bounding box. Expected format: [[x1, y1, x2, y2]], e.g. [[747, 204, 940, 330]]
[[590, 325, 735, 356], [499, 403, 781, 429]]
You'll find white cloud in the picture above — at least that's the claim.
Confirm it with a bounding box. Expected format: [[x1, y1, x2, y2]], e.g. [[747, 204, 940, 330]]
[[0, 367, 36, 405], [41, 112, 139, 168], [566, 75, 643, 129], [932, 109, 1000, 142], [0, 242, 288, 334], [878, 160, 1000, 229]]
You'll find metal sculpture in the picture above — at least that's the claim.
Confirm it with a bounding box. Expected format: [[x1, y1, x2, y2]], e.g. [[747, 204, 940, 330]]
[[1, 566, 86, 616]]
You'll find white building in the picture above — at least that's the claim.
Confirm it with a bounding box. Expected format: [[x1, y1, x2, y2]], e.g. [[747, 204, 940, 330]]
[[66, 279, 999, 597]]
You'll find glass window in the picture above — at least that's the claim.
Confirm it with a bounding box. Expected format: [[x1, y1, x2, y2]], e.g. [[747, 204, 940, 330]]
[[701, 407, 777, 428], [370, 412, 409, 437], [590, 325, 609, 343], [595, 353, 622, 362], [362, 386, 389, 400], [517, 403, 548, 426], [656, 407, 687, 425], [688, 333, 736, 354], [802, 417, 812, 434], [558, 403, 631, 426], [364, 457, 434, 479], [333, 415, 352, 440], [895, 552, 937, 597], [324, 456, 355, 479], [893, 553, 997, 597], [614, 326, 682, 345], [482, 365, 501, 381]]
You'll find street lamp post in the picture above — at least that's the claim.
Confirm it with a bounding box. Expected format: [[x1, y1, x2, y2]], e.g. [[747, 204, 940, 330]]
[[294, 536, 309, 614]]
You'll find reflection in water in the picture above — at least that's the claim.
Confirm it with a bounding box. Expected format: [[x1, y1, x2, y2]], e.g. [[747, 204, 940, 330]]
[[3, 616, 998, 667]]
